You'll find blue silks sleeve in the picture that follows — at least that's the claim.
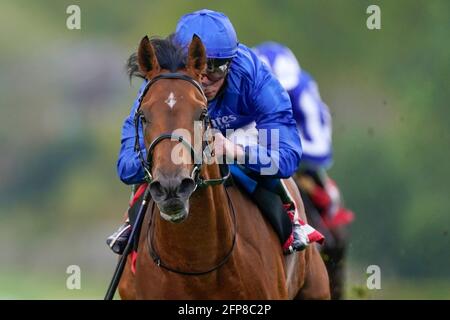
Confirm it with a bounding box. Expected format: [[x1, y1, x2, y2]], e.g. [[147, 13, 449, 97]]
[[116, 81, 148, 185], [244, 53, 302, 178]]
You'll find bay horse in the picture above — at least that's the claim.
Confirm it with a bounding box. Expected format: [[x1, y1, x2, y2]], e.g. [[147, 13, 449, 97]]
[[118, 34, 330, 299]]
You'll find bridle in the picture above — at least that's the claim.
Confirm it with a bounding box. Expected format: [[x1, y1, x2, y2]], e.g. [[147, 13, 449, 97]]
[[134, 72, 236, 275], [134, 72, 230, 188]]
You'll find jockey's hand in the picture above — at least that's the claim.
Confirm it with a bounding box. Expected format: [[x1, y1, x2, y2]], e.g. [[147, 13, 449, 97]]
[[298, 175, 317, 194], [213, 132, 245, 162]]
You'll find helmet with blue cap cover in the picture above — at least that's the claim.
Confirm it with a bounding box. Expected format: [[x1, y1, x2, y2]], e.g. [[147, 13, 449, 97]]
[[176, 9, 238, 82]]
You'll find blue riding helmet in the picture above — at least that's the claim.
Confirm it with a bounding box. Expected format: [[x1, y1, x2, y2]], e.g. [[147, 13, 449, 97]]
[[253, 42, 302, 91], [175, 9, 239, 59]]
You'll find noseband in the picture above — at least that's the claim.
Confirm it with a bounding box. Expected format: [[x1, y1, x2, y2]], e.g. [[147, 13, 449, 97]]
[[134, 72, 230, 188]]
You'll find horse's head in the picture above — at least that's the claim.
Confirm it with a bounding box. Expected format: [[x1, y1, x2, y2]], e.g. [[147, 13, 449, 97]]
[[136, 34, 208, 223]]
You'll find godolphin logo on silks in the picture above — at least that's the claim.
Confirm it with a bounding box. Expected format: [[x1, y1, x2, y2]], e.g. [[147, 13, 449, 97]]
[[210, 115, 238, 129]]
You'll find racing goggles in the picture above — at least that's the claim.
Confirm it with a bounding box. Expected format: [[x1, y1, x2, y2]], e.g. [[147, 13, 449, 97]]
[[203, 58, 232, 82]]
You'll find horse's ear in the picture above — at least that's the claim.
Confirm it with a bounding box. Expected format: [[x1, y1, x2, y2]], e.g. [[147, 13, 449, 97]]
[[138, 35, 160, 78], [187, 34, 206, 77]]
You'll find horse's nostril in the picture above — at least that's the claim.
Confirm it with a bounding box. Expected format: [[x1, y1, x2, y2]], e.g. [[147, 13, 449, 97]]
[[149, 181, 166, 201], [178, 178, 196, 198]]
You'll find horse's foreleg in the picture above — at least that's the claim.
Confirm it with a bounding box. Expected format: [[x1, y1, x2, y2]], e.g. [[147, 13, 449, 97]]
[[295, 245, 331, 300]]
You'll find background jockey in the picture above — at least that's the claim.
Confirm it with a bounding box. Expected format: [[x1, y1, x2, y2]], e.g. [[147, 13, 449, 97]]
[[107, 9, 316, 255], [253, 42, 354, 230]]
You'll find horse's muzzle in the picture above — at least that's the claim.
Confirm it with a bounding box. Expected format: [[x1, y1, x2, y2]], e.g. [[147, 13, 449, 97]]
[[149, 176, 196, 200], [157, 198, 189, 223], [149, 174, 196, 223]]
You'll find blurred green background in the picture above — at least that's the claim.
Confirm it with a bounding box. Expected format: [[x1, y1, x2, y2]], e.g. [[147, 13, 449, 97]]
[[0, 0, 448, 299]]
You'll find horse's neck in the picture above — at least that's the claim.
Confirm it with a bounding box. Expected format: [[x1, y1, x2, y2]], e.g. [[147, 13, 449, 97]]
[[153, 164, 234, 267]]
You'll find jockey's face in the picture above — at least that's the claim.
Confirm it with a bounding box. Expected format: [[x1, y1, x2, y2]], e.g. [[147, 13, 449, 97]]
[[201, 58, 231, 101], [201, 76, 225, 101]]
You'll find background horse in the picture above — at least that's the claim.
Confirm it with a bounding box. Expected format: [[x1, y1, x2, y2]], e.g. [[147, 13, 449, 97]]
[[118, 35, 330, 299]]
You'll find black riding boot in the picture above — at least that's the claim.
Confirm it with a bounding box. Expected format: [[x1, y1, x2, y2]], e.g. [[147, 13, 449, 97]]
[[106, 219, 131, 254]]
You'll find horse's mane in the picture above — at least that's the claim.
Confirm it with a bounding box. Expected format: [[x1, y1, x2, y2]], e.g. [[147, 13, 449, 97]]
[[126, 34, 186, 81]]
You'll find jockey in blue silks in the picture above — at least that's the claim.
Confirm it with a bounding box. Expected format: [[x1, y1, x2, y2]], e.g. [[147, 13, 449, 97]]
[[253, 42, 354, 229], [108, 10, 308, 254]]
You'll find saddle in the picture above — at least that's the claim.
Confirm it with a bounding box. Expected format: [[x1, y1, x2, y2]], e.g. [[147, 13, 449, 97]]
[[228, 164, 293, 245]]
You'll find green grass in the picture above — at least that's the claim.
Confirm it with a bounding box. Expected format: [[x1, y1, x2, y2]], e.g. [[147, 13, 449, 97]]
[[1, 269, 448, 300], [0, 270, 112, 300], [346, 278, 450, 300]]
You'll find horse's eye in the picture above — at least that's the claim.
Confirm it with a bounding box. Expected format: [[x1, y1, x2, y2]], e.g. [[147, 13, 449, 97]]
[[140, 114, 149, 124]]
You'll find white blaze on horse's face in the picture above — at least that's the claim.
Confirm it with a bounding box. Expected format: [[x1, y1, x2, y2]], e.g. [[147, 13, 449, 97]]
[[165, 92, 177, 109]]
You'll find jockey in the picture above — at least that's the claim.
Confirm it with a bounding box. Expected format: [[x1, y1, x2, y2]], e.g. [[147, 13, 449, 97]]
[[107, 10, 307, 254], [253, 42, 353, 228]]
